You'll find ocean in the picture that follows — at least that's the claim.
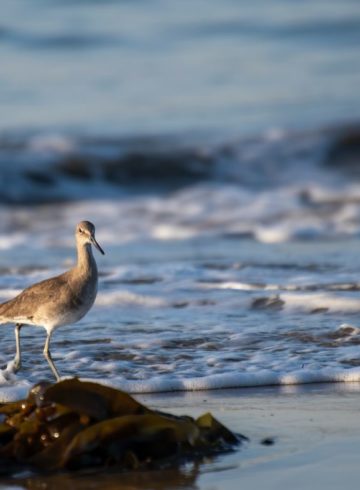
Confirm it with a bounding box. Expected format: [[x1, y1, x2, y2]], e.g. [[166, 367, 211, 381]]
[[0, 0, 360, 400]]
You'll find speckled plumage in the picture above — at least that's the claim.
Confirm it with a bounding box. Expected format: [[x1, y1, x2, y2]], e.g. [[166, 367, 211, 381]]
[[0, 221, 104, 380]]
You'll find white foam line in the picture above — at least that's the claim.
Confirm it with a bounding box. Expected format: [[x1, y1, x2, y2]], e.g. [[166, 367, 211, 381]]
[[83, 367, 360, 394], [282, 293, 360, 313], [3, 367, 360, 402], [200, 281, 280, 291], [96, 291, 167, 307]]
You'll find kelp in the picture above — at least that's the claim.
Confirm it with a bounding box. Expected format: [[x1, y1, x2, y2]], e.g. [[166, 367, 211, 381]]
[[0, 378, 244, 476]]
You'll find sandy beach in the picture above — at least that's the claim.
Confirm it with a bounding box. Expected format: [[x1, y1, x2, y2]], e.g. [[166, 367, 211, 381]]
[[1, 382, 360, 489], [143, 383, 360, 490]]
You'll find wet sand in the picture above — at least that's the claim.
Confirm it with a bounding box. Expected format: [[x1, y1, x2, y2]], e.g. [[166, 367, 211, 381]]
[[1, 382, 360, 489]]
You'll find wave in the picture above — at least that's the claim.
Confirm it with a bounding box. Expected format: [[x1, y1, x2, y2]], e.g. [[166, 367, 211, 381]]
[[0, 122, 359, 204]]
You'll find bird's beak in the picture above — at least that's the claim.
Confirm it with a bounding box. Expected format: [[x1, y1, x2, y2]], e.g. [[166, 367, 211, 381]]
[[90, 235, 105, 255]]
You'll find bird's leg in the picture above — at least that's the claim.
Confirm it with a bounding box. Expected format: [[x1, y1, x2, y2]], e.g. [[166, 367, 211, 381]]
[[43, 331, 60, 381], [13, 323, 23, 372]]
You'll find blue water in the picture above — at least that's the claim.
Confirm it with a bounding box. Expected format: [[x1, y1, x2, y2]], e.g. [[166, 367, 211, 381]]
[[1, 1, 360, 400], [1, 0, 360, 135]]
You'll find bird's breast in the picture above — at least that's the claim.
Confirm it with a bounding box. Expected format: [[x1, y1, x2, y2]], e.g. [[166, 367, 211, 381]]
[[37, 275, 98, 330]]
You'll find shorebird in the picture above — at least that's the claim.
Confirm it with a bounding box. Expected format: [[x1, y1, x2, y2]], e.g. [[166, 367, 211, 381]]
[[0, 221, 104, 381]]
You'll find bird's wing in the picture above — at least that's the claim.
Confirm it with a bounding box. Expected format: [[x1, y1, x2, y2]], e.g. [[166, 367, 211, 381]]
[[0, 272, 70, 322]]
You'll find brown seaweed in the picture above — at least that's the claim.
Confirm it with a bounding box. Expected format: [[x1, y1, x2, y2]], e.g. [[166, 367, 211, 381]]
[[44, 379, 148, 419], [0, 378, 243, 477]]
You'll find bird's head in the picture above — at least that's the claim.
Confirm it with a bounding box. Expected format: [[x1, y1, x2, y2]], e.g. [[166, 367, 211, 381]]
[[76, 221, 105, 255]]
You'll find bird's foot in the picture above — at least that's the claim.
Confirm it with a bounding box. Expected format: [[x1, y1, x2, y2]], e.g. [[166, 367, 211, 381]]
[[0, 359, 21, 380], [12, 358, 21, 373]]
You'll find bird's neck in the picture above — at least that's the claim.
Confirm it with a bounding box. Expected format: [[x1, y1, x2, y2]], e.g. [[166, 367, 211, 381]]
[[76, 242, 97, 276]]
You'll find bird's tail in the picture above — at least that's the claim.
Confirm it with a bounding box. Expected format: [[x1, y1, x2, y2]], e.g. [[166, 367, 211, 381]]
[[0, 301, 11, 323]]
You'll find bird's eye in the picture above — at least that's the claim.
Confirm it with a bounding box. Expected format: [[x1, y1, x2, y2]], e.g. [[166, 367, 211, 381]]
[[79, 228, 83, 233]]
